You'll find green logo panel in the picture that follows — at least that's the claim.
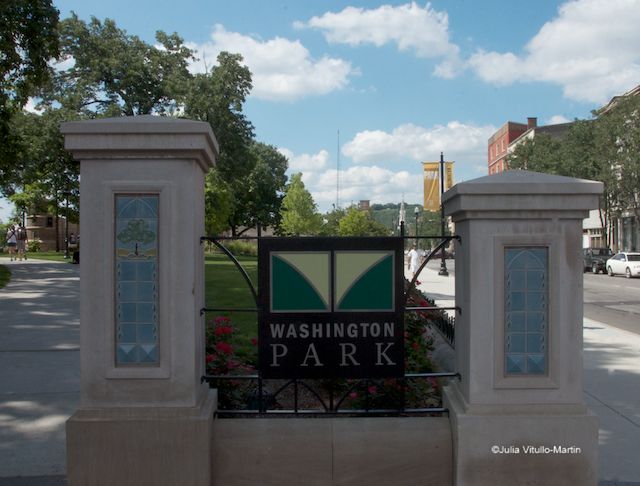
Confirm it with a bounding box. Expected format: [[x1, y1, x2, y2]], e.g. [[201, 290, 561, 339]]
[[271, 252, 330, 312], [335, 251, 394, 311]]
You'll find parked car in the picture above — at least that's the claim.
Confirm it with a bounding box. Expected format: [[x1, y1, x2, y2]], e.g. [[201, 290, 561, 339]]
[[583, 247, 613, 274], [606, 252, 640, 278]]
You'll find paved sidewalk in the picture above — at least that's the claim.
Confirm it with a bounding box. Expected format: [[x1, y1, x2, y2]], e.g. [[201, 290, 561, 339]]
[[413, 266, 640, 485], [0, 260, 78, 484]]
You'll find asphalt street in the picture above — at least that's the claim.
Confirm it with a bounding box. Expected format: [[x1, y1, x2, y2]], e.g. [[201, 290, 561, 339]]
[[584, 272, 640, 335], [425, 259, 640, 335]]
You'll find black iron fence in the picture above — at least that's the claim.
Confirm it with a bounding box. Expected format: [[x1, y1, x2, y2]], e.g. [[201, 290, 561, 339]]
[[201, 233, 460, 416]]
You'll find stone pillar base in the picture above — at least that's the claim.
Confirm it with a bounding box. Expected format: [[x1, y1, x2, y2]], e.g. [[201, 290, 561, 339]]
[[444, 384, 598, 486], [67, 391, 217, 486]]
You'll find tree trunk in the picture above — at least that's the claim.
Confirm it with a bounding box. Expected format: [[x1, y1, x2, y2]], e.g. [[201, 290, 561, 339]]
[[55, 205, 60, 252]]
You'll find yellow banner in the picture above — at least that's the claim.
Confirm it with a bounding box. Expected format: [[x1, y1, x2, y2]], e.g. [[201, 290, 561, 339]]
[[423, 162, 440, 211], [422, 162, 454, 210]]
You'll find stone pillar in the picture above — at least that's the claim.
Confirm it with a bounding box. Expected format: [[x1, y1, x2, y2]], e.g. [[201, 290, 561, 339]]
[[442, 170, 601, 486], [61, 116, 218, 486]]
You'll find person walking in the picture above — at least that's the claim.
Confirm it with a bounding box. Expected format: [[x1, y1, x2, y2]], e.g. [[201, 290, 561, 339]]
[[5, 224, 17, 261], [408, 243, 421, 279], [15, 222, 28, 261]]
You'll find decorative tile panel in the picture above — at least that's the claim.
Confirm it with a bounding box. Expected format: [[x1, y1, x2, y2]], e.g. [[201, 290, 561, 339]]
[[505, 247, 548, 375], [115, 195, 159, 365]]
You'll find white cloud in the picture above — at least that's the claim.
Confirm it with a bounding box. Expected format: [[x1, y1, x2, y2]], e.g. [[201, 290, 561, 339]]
[[279, 148, 330, 172], [278, 149, 422, 210], [546, 114, 571, 125], [49, 55, 75, 72], [24, 98, 43, 114], [303, 165, 422, 209], [296, 2, 462, 77], [342, 121, 496, 166], [467, 0, 640, 103], [188, 25, 355, 101]]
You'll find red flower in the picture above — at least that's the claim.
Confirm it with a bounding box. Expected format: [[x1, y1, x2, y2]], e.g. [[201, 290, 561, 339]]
[[215, 325, 233, 336], [411, 342, 420, 351], [368, 385, 377, 395], [349, 391, 358, 400], [215, 342, 234, 355], [250, 337, 258, 347], [214, 316, 231, 325], [206, 354, 215, 363]]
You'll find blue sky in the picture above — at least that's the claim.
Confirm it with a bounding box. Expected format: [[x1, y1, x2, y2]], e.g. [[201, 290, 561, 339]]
[[2, 0, 639, 221]]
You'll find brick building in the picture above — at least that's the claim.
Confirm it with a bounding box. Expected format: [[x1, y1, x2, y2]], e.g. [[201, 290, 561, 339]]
[[487, 118, 535, 174], [26, 214, 79, 252], [508, 120, 573, 155]]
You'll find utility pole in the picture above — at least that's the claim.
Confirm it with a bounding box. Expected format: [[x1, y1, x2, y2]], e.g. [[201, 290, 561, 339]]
[[438, 152, 449, 276]]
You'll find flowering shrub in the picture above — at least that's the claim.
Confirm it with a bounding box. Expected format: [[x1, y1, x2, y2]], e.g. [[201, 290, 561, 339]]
[[205, 316, 256, 409], [207, 281, 448, 411], [344, 287, 442, 410]]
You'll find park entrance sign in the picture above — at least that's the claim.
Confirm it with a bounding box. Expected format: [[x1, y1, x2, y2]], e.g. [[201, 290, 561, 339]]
[[258, 237, 404, 379]]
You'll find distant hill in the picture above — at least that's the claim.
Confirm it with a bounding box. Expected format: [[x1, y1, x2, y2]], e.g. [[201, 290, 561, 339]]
[[368, 203, 442, 239]]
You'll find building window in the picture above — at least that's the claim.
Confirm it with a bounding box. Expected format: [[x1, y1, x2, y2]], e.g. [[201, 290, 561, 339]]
[[504, 247, 548, 375], [115, 194, 159, 365]]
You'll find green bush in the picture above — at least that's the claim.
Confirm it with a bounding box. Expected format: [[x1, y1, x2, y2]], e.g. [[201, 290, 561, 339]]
[[27, 240, 41, 252], [206, 240, 258, 257]]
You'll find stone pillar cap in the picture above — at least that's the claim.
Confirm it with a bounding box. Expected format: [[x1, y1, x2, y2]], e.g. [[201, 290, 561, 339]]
[[61, 115, 218, 172], [443, 170, 603, 219]]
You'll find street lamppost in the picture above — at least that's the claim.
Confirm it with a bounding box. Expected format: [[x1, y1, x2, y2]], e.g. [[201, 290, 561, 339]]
[[63, 191, 70, 259], [414, 206, 420, 245], [398, 201, 406, 237], [438, 152, 449, 276]]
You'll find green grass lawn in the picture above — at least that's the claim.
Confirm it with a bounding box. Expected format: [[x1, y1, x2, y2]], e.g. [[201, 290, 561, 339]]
[[0, 265, 10, 289], [0, 251, 72, 262], [204, 253, 258, 363]]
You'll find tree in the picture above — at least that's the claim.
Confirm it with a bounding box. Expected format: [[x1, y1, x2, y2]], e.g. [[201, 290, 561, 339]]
[[0, 0, 59, 181], [45, 14, 193, 116], [184, 52, 254, 182], [507, 134, 564, 174], [239, 142, 288, 232], [319, 207, 346, 236], [507, 101, 640, 249], [279, 173, 322, 236], [186, 54, 289, 236], [3, 108, 79, 249], [337, 207, 390, 237], [595, 94, 640, 245], [204, 170, 234, 236]]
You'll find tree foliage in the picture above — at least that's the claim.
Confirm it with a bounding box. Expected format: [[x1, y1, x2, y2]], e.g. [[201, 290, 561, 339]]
[[240, 142, 288, 232], [0, 0, 60, 183], [184, 52, 254, 182], [279, 173, 323, 236], [337, 207, 390, 237], [507, 134, 564, 174], [1, 14, 287, 238], [507, 94, 640, 247], [0, 0, 59, 112], [42, 15, 192, 116], [318, 207, 346, 236], [183, 52, 286, 236], [596, 95, 640, 229]]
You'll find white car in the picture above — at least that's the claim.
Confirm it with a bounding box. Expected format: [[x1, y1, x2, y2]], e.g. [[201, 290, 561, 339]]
[[606, 252, 640, 278]]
